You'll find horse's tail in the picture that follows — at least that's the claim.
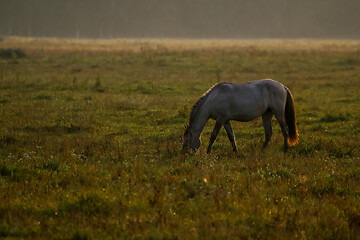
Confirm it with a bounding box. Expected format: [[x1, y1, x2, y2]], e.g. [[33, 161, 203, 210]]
[[284, 86, 299, 146]]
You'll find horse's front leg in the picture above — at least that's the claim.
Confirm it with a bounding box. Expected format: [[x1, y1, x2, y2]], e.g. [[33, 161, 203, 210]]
[[207, 120, 223, 154], [224, 121, 237, 153], [261, 111, 273, 150]]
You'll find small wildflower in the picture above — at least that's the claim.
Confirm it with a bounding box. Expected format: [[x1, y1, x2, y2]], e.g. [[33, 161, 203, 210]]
[[203, 178, 207, 183]]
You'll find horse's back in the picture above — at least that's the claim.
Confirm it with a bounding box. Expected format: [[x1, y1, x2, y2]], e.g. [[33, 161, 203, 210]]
[[215, 79, 284, 91], [206, 79, 287, 121], [244, 79, 284, 91], [214, 79, 285, 101]]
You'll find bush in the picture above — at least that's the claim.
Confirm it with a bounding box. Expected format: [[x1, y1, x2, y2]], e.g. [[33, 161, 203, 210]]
[[0, 48, 25, 59]]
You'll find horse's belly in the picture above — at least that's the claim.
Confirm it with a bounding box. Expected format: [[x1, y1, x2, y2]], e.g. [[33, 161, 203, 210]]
[[232, 111, 262, 122], [229, 100, 266, 122]]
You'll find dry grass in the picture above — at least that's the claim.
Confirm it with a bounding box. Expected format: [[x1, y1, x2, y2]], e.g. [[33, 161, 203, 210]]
[[1, 36, 360, 53]]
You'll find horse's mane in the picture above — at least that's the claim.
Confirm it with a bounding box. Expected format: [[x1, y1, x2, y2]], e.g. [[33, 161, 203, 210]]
[[189, 83, 219, 126]]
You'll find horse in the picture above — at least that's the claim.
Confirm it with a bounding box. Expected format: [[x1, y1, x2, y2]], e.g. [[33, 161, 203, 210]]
[[182, 79, 298, 154]]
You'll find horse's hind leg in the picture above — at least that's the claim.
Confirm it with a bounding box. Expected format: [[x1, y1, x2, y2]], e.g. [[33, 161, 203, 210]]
[[274, 114, 289, 152], [262, 111, 273, 150], [224, 121, 237, 153], [207, 120, 223, 154]]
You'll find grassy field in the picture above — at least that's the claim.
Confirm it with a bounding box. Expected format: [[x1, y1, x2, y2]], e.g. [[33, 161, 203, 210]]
[[0, 37, 360, 239]]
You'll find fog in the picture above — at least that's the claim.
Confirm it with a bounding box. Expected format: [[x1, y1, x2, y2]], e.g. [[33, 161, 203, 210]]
[[1, 0, 359, 39]]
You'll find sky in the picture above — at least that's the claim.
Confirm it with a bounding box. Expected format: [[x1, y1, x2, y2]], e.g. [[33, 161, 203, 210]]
[[0, 0, 359, 39]]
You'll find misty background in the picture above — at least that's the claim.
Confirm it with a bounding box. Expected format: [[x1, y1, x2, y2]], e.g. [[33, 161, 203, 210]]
[[1, 0, 359, 39]]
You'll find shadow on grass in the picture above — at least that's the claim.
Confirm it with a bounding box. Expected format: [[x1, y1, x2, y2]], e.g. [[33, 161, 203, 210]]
[[295, 137, 356, 158], [20, 124, 86, 135]]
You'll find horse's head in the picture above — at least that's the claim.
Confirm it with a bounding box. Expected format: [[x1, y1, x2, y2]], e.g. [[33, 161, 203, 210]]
[[182, 125, 201, 154]]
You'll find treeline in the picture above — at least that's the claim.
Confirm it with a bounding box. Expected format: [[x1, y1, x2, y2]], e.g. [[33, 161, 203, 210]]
[[0, 0, 359, 38]]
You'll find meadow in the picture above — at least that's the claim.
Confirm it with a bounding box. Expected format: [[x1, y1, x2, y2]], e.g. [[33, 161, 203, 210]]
[[0, 37, 359, 239]]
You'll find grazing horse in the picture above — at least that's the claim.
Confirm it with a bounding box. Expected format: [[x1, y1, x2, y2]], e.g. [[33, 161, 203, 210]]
[[182, 79, 298, 154]]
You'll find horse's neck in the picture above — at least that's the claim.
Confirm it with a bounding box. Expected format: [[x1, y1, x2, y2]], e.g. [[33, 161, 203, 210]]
[[190, 110, 209, 138]]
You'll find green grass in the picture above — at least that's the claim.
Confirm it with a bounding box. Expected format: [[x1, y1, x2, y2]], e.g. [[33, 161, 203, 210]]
[[0, 37, 360, 239]]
